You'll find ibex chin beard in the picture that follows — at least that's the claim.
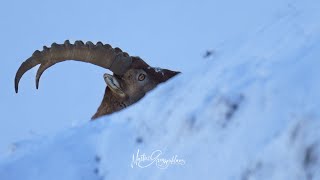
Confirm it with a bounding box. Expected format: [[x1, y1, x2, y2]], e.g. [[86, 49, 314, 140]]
[[103, 73, 126, 98]]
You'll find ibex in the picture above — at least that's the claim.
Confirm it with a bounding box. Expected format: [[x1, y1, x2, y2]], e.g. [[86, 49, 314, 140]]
[[15, 40, 179, 120]]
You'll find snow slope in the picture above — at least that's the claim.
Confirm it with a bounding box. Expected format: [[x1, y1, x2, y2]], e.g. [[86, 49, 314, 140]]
[[1, 0, 320, 180]]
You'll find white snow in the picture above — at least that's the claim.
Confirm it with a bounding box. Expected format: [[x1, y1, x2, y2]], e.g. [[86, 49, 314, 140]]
[[1, 0, 320, 180]]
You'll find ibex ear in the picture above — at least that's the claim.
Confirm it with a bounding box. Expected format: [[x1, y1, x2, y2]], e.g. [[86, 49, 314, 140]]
[[146, 67, 180, 83]]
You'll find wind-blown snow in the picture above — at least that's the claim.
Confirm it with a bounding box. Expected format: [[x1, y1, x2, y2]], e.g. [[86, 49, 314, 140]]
[[1, 1, 320, 180]]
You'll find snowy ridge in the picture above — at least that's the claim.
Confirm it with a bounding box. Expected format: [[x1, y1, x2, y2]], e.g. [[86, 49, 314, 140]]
[[1, 1, 320, 179]]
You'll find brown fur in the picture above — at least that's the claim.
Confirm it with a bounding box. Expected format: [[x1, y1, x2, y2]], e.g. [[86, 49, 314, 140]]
[[91, 87, 124, 119], [91, 58, 180, 120]]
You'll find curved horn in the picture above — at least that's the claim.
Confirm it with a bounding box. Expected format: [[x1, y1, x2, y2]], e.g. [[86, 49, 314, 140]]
[[15, 40, 132, 93]]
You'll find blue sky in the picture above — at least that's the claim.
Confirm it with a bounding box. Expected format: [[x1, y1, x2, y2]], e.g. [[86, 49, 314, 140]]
[[0, 0, 282, 152]]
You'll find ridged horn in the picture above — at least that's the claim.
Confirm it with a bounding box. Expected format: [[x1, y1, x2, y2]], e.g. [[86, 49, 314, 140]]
[[15, 40, 132, 93]]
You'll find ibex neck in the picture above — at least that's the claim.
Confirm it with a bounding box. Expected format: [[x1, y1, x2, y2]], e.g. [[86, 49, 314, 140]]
[[91, 87, 124, 120]]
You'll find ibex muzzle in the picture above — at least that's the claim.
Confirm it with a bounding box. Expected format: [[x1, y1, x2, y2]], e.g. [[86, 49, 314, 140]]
[[15, 40, 180, 120]]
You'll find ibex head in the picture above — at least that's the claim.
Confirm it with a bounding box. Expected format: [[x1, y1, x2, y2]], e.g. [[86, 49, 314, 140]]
[[15, 40, 179, 120]]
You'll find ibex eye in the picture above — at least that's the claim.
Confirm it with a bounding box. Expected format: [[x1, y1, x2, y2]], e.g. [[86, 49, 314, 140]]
[[138, 73, 146, 81]]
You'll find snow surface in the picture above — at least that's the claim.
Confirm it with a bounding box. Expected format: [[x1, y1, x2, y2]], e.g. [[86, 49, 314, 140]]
[[1, 0, 320, 180]]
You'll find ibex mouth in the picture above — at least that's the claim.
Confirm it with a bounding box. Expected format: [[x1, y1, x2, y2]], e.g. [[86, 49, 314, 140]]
[[104, 73, 126, 98]]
